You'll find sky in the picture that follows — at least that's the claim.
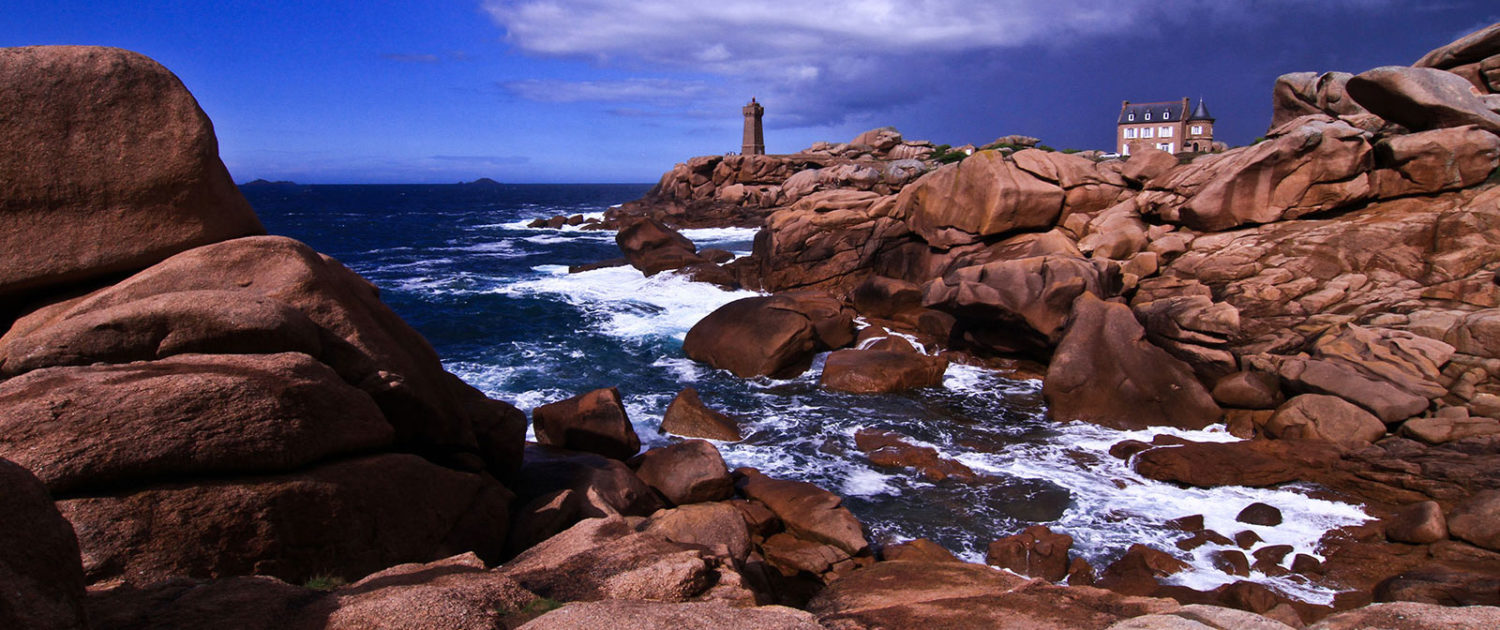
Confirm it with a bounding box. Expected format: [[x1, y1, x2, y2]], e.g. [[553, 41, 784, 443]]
[[5, 1, 1497, 183]]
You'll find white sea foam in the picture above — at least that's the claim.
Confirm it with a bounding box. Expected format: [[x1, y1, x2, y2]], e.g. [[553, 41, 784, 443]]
[[499, 210, 609, 231], [493, 265, 757, 341], [955, 421, 1369, 604], [679, 226, 761, 245], [843, 468, 902, 497]]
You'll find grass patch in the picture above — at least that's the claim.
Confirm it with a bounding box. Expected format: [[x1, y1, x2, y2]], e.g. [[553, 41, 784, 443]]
[[519, 597, 564, 615], [303, 575, 346, 591]]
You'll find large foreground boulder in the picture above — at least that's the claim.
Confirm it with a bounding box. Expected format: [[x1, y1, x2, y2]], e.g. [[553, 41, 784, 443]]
[[58, 453, 513, 585], [896, 150, 1065, 248], [0, 459, 87, 630], [0, 46, 264, 299], [0, 235, 526, 475], [0, 352, 393, 495], [1044, 294, 1222, 430]]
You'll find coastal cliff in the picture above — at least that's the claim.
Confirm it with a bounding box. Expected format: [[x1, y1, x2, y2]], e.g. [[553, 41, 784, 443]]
[[5, 23, 1500, 630]]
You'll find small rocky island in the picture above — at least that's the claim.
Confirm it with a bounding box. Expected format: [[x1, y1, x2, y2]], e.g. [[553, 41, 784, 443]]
[[5, 22, 1500, 630]]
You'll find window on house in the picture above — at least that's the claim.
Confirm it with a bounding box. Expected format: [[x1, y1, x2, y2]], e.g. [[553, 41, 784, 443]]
[[1164, 112, 1170, 120], [1191, 125, 1203, 135], [1142, 128, 1154, 139], [1144, 113, 1151, 121], [1128, 113, 1135, 121], [1124, 128, 1137, 139], [1160, 126, 1173, 137], [1122, 144, 1131, 156]]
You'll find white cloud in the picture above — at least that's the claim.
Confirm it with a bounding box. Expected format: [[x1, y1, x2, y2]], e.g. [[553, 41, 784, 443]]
[[483, 0, 1395, 127], [501, 78, 715, 104]]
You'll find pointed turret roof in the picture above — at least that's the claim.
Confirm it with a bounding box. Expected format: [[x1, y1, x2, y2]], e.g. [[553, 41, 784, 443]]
[[1189, 98, 1214, 121]]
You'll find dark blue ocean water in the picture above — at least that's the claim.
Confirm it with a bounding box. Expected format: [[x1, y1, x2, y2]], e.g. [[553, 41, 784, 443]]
[[242, 183, 1366, 601]]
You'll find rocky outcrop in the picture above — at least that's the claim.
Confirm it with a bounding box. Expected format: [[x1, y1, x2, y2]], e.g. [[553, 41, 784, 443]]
[[0, 46, 264, 301], [1044, 294, 1221, 430], [1346, 66, 1500, 135], [1270, 72, 1371, 129], [820, 348, 948, 393], [615, 218, 708, 275], [0, 46, 528, 593], [0, 459, 87, 630], [923, 255, 1121, 355]]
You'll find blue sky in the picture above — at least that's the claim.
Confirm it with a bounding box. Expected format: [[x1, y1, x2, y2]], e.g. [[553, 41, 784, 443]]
[[6, 1, 1496, 183]]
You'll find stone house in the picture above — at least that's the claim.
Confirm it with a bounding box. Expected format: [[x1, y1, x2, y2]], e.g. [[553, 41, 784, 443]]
[[1116, 97, 1215, 155]]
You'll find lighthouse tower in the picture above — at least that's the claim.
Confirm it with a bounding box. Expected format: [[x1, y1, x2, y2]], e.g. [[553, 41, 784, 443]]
[[741, 98, 765, 155]]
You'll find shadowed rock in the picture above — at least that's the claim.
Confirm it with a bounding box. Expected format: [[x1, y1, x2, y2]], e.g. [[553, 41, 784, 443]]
[[660, 387, 742, 441], [533, 387, 641, 461], [1347, 66, 1500, 135], [0, 459, 87, 630]]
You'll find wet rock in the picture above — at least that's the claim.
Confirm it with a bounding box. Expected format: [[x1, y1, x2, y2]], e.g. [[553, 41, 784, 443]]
[[631, 440, 734, 505], [59, 453, 513, 585], [615, 218, 707, 275], [1043, 293, 1222, 431], [1346, 66, 1500, 135], [986, 525, 1074, 582], [1264, 394, 1387, 446], [532, 387, 641, 461], [1098, 545, 1190, 596], [684, 291, 854, 379], [0, 352, 392, 495], [0, 46, 264, 299], [660, 387, 742, 442], [517, 599, 822, 630], [1234, 531, 1263, 550], [1211, 550, 1251, 577], [734, 468, 869, 557], [1133, 439, 1341, 488], [853, 429, 977, 483], [0, 458, 87, 630], [1447, 490, 1500, 551], [820, 348, 948, 393]]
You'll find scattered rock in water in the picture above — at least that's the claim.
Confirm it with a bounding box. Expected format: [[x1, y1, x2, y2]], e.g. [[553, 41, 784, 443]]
[[532, 387, 641, 461], [820, 348, 948, 394], [1212, 550, 1251, 577], [985, 525, 1074, 582], [660, 387, 743, 442], [1097, 544, 1191, 596], [683, 291, 854, 379], [616, 218, 707, 275], [1237, 503, 1285, 527], [853, 429, 978, 483]]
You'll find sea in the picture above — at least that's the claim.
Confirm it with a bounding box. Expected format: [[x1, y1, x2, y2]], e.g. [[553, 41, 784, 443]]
[[243, 182, 1370, 603]]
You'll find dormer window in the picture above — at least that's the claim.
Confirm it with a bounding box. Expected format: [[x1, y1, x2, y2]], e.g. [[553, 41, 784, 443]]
[[1128, 113, 1135, 121], [1145, 113, 1151, 121], [1164, 112, 1170, 120]]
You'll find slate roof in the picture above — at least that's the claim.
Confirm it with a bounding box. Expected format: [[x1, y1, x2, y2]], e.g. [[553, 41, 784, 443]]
[[1189, 99, 1214, 121], [1118, 100, 1188, 125]]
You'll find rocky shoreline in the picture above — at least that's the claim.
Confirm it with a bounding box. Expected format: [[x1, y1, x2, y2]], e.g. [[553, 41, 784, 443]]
[[5, 24, 1500, 630]]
